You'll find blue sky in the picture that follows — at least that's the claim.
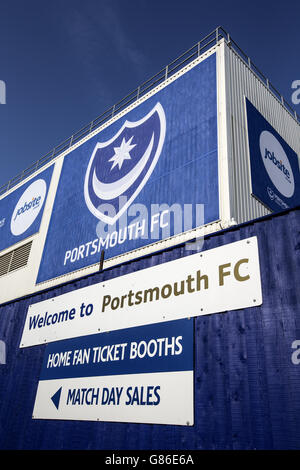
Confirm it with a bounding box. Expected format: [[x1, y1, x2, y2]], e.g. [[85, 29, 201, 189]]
[[0, 0, 299, 188]]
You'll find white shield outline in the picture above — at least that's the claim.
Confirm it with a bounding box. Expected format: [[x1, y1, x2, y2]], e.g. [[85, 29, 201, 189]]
[[84, 102, 166, 225]]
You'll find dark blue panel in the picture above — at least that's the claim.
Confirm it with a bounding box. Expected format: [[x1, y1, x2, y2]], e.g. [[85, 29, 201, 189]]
[[39, 319, 194, 380], [1, 208, 300, 449], [37, 54, 218, 283], [246, 98, 300, 212], [0, 165, 54, 251]]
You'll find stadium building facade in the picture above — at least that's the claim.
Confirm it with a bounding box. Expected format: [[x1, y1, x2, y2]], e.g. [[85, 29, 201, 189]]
[[0, 27, 299, 450]]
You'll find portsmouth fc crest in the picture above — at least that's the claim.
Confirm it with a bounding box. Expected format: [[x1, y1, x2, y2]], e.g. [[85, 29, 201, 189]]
[[84, 103, 166, 224]]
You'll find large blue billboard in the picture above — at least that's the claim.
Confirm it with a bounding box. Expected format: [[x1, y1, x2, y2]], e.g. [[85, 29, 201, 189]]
[[246, 98, 300, 212], [37, 53, 218, 283], [0, 165, 54, 252]]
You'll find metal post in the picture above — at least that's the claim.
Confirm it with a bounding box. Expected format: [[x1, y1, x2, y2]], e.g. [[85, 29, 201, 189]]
[[99, 250, 105, 271]]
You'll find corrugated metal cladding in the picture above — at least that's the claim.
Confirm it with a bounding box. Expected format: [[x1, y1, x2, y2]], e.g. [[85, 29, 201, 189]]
[[224, 43, 300, 224], [0, 207, 300, 450]]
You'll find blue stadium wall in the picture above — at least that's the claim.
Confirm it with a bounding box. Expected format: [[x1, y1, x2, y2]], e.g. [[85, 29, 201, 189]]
[[0, 207, 300, 450]]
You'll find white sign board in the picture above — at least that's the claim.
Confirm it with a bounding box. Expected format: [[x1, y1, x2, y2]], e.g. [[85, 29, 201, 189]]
[[33, 372, 194, 425], [21, 237, 262, 348]]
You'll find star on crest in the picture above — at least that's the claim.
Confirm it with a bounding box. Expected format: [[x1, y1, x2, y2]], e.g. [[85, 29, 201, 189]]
[[109, 136, 136, 171]]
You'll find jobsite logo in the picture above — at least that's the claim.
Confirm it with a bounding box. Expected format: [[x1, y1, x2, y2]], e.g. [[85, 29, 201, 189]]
[[259, 130, 295, 198], [10, 179, 47, 236]]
